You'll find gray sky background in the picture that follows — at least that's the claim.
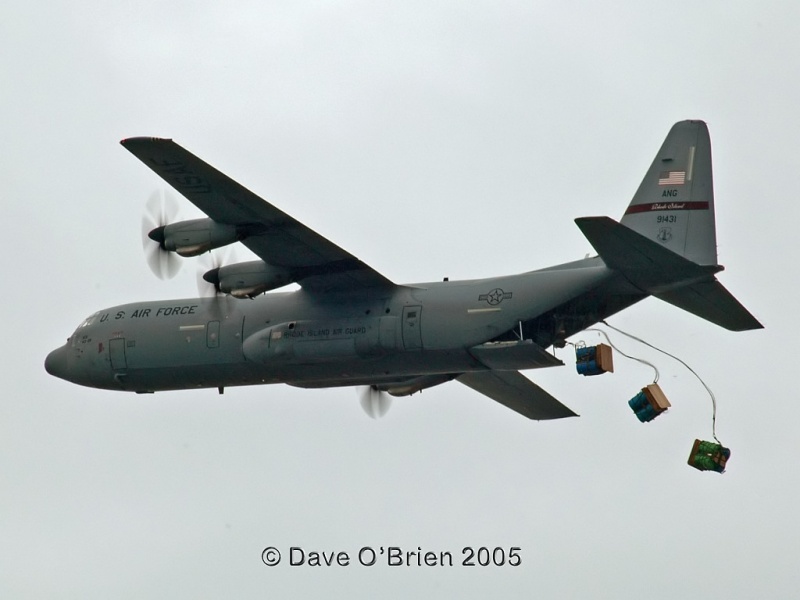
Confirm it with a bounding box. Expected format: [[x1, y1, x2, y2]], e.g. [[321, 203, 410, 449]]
[[3, 1, 798, 597]]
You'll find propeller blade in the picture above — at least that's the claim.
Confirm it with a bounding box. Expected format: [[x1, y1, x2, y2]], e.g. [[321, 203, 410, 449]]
[[141, 190, 181, 279], [358, 385, 392, 419], [196, 250, 227, 297]]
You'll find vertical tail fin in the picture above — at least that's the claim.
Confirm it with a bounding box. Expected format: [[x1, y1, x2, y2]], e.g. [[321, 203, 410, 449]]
[[621, 120, 717, 266]]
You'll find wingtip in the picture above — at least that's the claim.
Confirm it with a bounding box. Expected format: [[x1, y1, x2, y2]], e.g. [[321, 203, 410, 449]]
[[120, 136, 173, 146]]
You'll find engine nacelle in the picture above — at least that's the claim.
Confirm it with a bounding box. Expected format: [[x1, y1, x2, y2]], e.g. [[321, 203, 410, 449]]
[[152, 218, 239, 257], [205, 260, 294, 298]]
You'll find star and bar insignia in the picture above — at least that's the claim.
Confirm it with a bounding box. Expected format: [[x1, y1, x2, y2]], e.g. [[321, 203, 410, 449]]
[[478, 288, 513, 305]]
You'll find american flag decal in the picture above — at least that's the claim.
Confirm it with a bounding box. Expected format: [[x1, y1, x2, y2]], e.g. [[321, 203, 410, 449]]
[[658, 171, 686, 186]]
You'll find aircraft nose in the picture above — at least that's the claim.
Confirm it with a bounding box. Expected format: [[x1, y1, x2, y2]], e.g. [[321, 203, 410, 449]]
[[45, 346, 69, 380]]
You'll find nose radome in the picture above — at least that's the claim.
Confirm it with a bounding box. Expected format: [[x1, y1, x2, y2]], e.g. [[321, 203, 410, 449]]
[[45, 346, 68, 380]]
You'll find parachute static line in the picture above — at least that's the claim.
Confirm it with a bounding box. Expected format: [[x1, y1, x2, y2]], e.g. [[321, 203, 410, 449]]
[[575, 329, 672, 423], [598, 320, 722, 446]]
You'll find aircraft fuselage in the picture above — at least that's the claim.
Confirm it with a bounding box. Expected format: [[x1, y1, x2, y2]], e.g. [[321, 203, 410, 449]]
[[45, 260, 617, 394]]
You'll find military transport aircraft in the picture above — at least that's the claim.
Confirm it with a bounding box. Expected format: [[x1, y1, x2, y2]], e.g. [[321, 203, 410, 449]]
[[45, 120, 761, 419]]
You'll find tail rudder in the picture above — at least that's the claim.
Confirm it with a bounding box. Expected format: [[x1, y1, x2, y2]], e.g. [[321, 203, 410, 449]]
[[621, 120, 717, 266]]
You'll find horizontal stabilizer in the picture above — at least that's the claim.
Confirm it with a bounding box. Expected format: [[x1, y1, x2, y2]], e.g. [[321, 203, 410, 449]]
[[457, 371, 577, 420], [655, 281, 763, 331], [575, 216, 762, 331], [575, 216, 720, 292]]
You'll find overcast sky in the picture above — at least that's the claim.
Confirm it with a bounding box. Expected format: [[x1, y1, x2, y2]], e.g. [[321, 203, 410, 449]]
[[3, 1, 798, 597]]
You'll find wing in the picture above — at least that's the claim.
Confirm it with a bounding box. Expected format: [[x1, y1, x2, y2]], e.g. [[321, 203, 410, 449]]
[[457, 371, 578, 420], [121, 137, 395, 292]]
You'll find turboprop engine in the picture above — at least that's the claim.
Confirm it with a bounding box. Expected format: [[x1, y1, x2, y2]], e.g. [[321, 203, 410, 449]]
[[203, 260, 294, 298], [149, 218, 239, 257]]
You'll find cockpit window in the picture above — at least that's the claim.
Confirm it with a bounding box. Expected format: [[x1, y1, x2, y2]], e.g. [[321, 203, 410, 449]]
[[78, 312, 99, 329], [71, 312, 100, 348]]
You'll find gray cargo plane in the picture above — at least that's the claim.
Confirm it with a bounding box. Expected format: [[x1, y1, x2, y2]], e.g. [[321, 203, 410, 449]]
[[45, 120, 761, 419]]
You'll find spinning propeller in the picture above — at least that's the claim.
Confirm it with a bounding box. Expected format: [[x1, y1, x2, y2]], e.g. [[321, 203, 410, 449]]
[[141, 190, 181, 279], [358, 385, 392, 419], [196, 250, 229, 297]]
